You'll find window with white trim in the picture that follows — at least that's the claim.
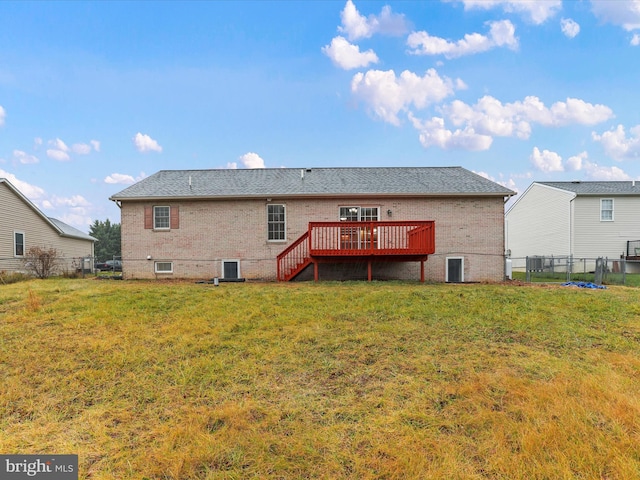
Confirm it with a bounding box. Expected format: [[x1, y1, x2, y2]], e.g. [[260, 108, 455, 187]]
[[339, 206, 379, 221], [14, 231, 25, 257], [154, 206, 170, 229], [600, 199, 614, 221], [338, 206, 379, 250], [446, 257, 464, 283], [155, 261, 173, 273], [223, 260, 240, 279], [267, 204, 286, 241]]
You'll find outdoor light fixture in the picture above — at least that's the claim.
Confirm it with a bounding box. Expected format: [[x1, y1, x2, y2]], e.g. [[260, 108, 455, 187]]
[[147, 255, 152, 260], [387, 209, 392, 216]]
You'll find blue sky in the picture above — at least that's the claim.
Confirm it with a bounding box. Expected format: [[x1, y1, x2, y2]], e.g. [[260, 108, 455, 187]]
[[1, 0, 640, 232]]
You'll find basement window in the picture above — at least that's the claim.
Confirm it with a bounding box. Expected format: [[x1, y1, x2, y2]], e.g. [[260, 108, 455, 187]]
[[155, 262, 173, 273]]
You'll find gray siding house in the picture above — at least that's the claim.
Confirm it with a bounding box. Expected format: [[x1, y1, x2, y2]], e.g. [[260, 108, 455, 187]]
[[110, 167, 515, 282], [506, 181, 640, 263], [0, 178, 96, 274]]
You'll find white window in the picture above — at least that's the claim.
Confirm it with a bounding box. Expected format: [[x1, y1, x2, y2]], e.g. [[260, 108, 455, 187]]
[[154, 262, 173, 273], [14, 231, 25, 257], [600, 199, 614, 221], [339, 206, 379, 221], [154, 206, 170, 229], [267, 204, 286, 241]]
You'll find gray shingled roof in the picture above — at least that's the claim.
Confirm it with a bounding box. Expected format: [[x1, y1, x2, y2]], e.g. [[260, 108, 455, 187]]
[[48, 218, 97, 242], [110, 167, 515, 200], [538, 181, 640, 195]]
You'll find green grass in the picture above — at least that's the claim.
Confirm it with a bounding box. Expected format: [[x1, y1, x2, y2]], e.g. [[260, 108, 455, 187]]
[[1, 279, 640, 479]]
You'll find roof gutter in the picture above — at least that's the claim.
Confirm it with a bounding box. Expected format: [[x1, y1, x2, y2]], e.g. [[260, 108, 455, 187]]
[[109, 192, 516, 202]]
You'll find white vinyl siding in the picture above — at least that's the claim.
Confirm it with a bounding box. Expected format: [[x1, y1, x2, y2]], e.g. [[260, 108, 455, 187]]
[[505, 184, 574, 258], [0, 182, 95, 273], [573, 196, 640, 259]]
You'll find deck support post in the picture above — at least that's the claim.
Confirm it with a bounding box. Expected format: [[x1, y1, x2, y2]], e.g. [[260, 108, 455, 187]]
[[313, 260, 319, 282], [367, 259, 372, 281], [420, 260, 425, 283]]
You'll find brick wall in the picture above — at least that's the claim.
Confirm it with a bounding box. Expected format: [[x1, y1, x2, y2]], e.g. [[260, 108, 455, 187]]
[[120, 196, 506, 282]]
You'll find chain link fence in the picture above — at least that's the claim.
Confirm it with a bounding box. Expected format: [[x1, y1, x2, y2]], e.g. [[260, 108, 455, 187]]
[[508, 255, 640, 286]]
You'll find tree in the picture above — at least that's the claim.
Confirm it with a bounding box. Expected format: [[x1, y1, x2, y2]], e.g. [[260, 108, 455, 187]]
[[23, 246, 61, 279], [89, 219, 121, 261]]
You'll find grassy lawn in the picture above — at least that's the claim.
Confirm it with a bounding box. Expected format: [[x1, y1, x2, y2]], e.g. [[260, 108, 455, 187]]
[[1, 279, 639, 479]]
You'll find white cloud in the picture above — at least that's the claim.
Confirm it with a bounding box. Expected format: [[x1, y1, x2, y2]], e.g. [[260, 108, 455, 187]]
[[322, 36, 379, 70], [133, 132, 162, 153], [58, 212, 92, 229], [226, 162, 238, 169], [46, 138, 71, 161], [442, 95, 613, 141], [584, 161, 632, 180], [239, 152, 266, 169], [448, 0, 562, 24], [632, 33, 640, 46], [105, 172, 146, 184], [407, 20, 518, 58], [338, 0, 409, 41], [50, 138, 70, 152], [34, 137, 43, 148], [50, 194, 91, 208], [0, 169, 45, 199], [566, 151, 588, 171], [592, 124, 640, 160], [46, 149, 71, 162], [591, 0, 640, 31], [530, 147, 564, 172], [474, 170, 518, 192], [561, 18, 580, 38], [351, 68, 461, 125], [13, 150, 39, 165], [0, 106, 5, 126], [90, 140, 101, 152], [72, 143, 92, 155], [408, 114, 493, 150]]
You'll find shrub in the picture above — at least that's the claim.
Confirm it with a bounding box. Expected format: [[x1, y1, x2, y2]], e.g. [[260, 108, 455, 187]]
[[0, 270, 31, 284], [22, 246, 61, 279]]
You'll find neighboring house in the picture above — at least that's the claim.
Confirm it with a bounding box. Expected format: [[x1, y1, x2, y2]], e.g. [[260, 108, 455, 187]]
[[506, 181, 640, 264], [0, 178, 96, 274], [109, 167, 515, 282]]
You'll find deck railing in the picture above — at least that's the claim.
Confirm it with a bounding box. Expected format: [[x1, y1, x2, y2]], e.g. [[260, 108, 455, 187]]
[[276, 231, 310, 281], [308, 221, 435, 256], [277, 221, 435, 281]]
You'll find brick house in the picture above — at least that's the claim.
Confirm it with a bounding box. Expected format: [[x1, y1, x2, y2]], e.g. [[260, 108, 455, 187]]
[[1, 178, 96, 274], [109, 167, 514, 282]]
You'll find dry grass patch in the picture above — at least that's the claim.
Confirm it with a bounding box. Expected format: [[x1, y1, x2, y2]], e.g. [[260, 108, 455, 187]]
[[1, 279, 639, 479]]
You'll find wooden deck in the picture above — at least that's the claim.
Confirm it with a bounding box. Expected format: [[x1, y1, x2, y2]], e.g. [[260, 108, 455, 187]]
[[277, 221, 435, 281]]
